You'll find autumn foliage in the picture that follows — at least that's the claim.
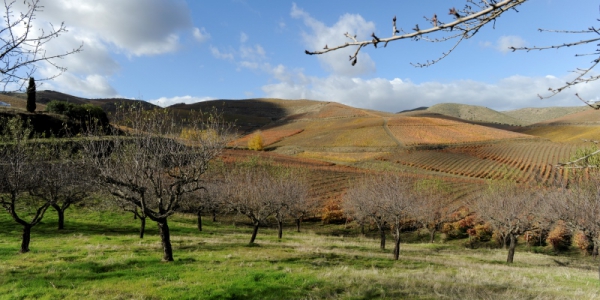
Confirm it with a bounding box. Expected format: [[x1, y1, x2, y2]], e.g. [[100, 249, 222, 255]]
[[247, 131, 264, 151]]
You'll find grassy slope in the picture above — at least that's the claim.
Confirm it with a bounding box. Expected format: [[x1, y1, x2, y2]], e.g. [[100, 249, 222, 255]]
[[504, 106, 589, 126], [1, 209, 599, 299], [425, 103, 524, 126], [518, 108, 600, 142]]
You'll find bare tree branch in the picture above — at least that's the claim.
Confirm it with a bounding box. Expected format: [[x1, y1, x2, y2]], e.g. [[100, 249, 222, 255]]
[[0, 0, 82, 90], [305, 0, 527, 67]]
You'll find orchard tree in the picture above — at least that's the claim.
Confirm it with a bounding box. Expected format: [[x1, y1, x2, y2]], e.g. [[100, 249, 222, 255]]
[[473, 181, 540, 263], [344, 173, 417, 259], [545, 175, 600, 279], [178, 180, 224, 232], [380, 175, 416, 260], [223, 165, 279, 244], [82, 104, 232, 261], [286, 179, 316, 233], [0, 0, 82, 90], [272, 168, 310, 239], [343, 176, 390, 250], [29, 141, 92, 230], [0, 117, 49, 253], [412, 179, 456, 243]]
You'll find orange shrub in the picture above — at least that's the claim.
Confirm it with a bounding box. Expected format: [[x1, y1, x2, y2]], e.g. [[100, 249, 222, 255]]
[[547, 221, 572, 252], [573, 231, 592, 255]]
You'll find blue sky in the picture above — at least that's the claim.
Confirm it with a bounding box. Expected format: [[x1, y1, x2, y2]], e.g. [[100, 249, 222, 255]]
[[23, 0, 600, 112]]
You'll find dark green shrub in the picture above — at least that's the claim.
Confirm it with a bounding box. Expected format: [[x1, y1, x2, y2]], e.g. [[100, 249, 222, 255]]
[[45, 100, 109, 126]]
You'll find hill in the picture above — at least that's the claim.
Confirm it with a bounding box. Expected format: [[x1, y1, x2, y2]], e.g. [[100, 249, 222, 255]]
[[516, 108, 600, 142], [424, 103, 524, 126], [504, 106, 589, 126]]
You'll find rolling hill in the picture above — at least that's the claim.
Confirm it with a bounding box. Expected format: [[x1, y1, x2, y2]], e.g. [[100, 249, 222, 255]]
[[423, 103, 525, 126], [516, 107, 600, 142], [2, 91, 596, 196], [504, 106, 589, 126]]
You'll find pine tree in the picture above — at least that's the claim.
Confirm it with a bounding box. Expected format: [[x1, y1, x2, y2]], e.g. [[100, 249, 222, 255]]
[[26, 77, 36, 113]]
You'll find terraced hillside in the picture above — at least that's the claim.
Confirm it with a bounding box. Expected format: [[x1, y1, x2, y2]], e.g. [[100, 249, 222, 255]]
[[380, 140, 578, 184]]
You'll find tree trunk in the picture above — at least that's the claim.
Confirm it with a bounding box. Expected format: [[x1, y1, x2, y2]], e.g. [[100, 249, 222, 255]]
[[295, 218, 301, 232], [139, 216, 146, 239], [157, 219, 174, 262], [393, 228, 401, 260], [506, 233, 517, 264], [360, 223, 365, 235], [250, 223, 259, 244], [52, 204, 65, 230], [197, 211, 202, 232], [212, 211, 217, 222], [20, 225, 32, 253], [379, 227, 386, 250], [429, 228, 436, 243], [277, 220, 283, 239]]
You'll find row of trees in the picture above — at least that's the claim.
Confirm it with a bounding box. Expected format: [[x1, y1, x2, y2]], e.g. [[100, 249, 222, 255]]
[[0, 117, 92, 252], [342, 171, 600, 279], [0, 105, 318, 261]]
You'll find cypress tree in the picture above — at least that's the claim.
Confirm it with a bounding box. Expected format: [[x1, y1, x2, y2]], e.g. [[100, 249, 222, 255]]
[[26, 77, 36, 113]]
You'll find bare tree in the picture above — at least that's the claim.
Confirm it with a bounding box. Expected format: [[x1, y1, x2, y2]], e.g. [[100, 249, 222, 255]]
[[380, 175, 415, 260], [412, 179, 456, 243], [273, 170, 309, 239], [82, 104, 232, 261], [0, 116, 49, 253], [178, 180, 224, 232], [0, 0, 82, 90], [473, 181, 540, 263], [286, 180, 315, 233], [223, 166, 278, 244], [343, 176, 390, 251], [344, 173, 417, 259], [545, 175, 600, 279], [29, 141, 92, 230]]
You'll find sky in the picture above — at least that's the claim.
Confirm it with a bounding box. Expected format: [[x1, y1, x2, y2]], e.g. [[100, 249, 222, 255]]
[[13, 0, 600, 112]]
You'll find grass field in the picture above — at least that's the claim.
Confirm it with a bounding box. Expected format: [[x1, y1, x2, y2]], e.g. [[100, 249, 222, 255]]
[[1, 208, 600, 299]]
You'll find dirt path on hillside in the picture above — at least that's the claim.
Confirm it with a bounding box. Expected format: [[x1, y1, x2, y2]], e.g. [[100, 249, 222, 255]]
[[383, 118, 403, 147]]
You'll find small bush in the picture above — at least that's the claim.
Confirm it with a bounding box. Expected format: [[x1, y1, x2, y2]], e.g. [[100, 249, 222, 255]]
[[248, 131, 264, 151], [573, 231, 593, 255], [547, 221, 572, 252]]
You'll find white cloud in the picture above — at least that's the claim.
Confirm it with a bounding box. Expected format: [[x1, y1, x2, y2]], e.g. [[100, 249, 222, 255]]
[[147, 95, 215, 107], [240, 44, 266, 61], [42, 73, 118, 98], [497, 36, 527, 53], [7, 0, 200, 97], [261, 69, 594, 112], [240, 32, 249, 43], [291, 3, 376, 76], [40, 0, 192, 56], [193, 27, 211, 43], [481, 35, 527, 54], [210, 46, 235, 61]]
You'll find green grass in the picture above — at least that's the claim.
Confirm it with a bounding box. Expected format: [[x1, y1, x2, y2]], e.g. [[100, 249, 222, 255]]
[[1, 208, 600, 299]]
